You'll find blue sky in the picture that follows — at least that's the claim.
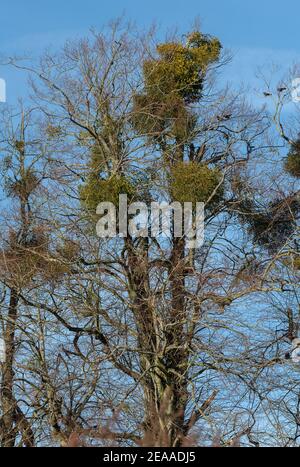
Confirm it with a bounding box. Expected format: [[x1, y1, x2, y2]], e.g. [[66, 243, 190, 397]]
[[1, 0, 300, 103]]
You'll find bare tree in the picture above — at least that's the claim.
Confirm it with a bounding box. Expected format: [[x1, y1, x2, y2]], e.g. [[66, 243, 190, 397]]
[[0, 20, 299, 447]]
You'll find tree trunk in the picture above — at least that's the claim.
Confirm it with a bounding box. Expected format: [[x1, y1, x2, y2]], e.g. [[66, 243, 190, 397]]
[[0, 288, 19, 447]]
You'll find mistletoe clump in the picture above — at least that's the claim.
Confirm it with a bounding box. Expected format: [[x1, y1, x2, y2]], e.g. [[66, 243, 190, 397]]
[[80, 174, 137, 211], [169, 161, 223, 205], [293, 256, 300, 270], [284, 139, 300, 178], [14, 140, 25, 152], [46, 124, 62, 139], [143, 32, 221, 103], [132, 31, 221, 140]]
